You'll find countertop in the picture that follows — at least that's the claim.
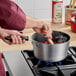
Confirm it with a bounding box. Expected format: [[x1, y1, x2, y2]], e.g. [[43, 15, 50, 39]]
[[0, 23, 76, 52]]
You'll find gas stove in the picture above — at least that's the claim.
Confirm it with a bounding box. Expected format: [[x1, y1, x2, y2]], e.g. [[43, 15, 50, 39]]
[[2, 47, 76, 76]]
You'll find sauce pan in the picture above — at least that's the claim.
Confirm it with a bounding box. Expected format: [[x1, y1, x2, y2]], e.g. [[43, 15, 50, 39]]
[[32, 31, 70, 62]]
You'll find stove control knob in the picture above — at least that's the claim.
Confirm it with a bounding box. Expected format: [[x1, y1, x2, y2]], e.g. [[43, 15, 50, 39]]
[[70, 70, 76, 76]]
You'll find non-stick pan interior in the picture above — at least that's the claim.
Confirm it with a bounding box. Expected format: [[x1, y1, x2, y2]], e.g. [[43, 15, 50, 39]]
[[52, 31, 70, 43], [32, 31, 70, 43]]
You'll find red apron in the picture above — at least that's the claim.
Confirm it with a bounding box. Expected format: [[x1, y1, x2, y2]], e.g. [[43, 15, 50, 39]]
[[0, 53, 5, 76]]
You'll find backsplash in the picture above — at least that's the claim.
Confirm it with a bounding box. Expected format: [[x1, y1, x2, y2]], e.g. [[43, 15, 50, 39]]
[[11, 0, 70, 19]]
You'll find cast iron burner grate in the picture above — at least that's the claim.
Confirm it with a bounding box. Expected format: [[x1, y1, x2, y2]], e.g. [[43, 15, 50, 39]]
[[22, 51, 75, 68], [21, 47, 76, 76]]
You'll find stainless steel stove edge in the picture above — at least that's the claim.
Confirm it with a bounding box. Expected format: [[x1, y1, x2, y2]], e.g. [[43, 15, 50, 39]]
[[2, 50, 34, 76]]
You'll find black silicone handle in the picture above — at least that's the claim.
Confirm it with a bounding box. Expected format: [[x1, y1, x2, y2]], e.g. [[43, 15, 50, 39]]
[[5, 36, 29, 41]]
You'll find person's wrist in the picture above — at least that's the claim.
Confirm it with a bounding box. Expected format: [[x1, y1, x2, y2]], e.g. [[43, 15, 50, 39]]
[[25, 16, 40, 28], [0, 27, 4, 38], [0, 27, 7, 35], [32, 19, 43, 29], [0, 27, 3, 34], [32, 19, 39, 28]]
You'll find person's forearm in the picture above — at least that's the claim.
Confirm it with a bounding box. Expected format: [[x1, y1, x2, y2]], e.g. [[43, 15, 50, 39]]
[[0, 27, 7, 34], [25, 16, 39, 28]]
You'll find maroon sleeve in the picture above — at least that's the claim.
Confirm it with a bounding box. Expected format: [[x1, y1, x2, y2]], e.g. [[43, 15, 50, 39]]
[[0, 0, 26, 31], [0, 0, 11, 27], [0, 53, 5, 76]]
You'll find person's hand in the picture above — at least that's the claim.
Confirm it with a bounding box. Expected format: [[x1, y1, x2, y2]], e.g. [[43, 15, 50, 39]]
[[0, 28, 26, 45], [32, 20, 52, 38], [25, 16, 52, 38]]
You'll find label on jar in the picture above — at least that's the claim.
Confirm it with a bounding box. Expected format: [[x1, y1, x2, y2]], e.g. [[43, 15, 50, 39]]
[[52, 1, 63, 24]]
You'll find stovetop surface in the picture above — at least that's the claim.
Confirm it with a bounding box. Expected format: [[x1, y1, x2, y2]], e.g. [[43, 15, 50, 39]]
[[21, 47, 76, 76]]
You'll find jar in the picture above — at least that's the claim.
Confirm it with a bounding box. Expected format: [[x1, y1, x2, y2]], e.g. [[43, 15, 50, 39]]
[[52, 0, 63, 24]]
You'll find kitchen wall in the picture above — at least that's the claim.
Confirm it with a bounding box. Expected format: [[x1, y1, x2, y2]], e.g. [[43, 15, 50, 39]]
[[12, 0, 70, 19]]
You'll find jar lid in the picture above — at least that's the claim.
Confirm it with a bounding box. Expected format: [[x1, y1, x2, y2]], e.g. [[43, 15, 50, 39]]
[[70, 17, 76, 23]]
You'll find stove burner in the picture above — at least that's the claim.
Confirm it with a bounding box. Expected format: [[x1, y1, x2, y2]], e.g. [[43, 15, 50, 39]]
[[58, 62, 62, 65], [37, 61, 62, 68], [45, 62, 53, 67], [23, 51, 75, 68], [37, 60, 41, 65], [21, 47, 76, 76], [37, 61, 54, 67]]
